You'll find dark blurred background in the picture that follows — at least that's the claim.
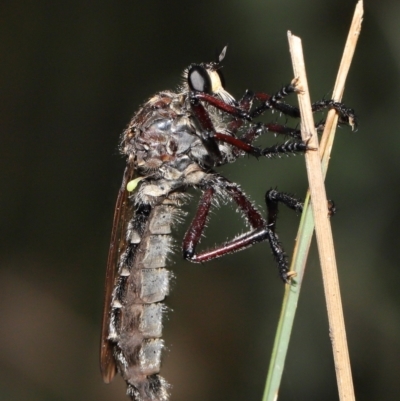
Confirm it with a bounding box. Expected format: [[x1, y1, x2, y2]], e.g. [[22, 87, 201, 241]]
[[1, 1, 399, 400]]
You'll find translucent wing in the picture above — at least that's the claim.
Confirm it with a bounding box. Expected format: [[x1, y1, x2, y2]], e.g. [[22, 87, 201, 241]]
[[100, 163, 135, 383]]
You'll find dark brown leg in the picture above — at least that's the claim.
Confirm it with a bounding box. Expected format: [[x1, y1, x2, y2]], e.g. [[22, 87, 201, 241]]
[[183, 177, 291, 282], [189, 90, 309, 163], [214, 132, 309, 158]]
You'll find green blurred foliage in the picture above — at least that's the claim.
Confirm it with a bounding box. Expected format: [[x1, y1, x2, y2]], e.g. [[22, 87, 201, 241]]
[[1, 1, 399, 401]]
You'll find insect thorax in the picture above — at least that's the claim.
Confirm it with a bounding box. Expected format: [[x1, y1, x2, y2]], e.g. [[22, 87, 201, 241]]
[[122, 90, 238, 181]]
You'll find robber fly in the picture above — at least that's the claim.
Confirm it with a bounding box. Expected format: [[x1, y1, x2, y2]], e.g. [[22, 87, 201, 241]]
[[100, 46, 356, 401]]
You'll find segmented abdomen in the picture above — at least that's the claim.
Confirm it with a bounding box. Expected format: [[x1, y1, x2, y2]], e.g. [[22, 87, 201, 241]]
[[109, 199, 179, 401]]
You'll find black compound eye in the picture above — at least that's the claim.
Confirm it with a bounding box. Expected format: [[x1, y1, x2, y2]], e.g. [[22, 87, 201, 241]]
[[188, 65, 212, 93]]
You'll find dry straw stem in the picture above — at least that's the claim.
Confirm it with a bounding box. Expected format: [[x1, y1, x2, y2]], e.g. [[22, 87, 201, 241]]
[[319, 0, 363, 162], [262, 3, 363, 401], [288, 31, 357, 401], [287, 6, 362, 400]]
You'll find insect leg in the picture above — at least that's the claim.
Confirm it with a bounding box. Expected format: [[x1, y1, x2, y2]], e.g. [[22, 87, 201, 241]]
[[190, 91, 251, 120], [192, 80, 356, 131], [251, 86, 357, 129], [183, 177, 290, 282], [253, 122, 302, 141], [189, 95, 224, 164], [265, 189, 304, 230], [226, 90, 254, 137], [190, 88, 309, 162], [311, 99, 357, 129], [189, 92, 300, 164], [251, 82, 299, 118], [214, 132, 310, 158], [265, 189, 335, 231]]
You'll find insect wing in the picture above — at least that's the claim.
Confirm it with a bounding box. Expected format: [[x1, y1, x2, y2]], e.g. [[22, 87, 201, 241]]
[[100, 163, 135, 383]]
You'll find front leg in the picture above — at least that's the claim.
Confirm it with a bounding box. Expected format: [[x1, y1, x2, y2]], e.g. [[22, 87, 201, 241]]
[[189, 96, 224, 164], [190, 88, 311, 162], [250, 80, 357, 130], [214, 132, 310, 158], [251, 81, 299, 118], [190, 91, 252, 121], [190, 92, 308, 164]]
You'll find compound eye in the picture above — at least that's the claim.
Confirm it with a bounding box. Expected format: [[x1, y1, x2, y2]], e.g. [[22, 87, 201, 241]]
[[188, 65, 212, 93]]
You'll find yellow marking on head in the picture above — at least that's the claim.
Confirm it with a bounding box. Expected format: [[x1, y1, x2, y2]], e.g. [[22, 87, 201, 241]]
[[209, 70, 223, 94]]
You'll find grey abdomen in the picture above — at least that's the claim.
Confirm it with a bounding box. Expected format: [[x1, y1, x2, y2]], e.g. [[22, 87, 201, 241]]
[[109, 201, 178, 401]]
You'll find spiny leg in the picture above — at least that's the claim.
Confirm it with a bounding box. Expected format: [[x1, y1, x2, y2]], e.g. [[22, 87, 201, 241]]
[[190, 91, 251, 121], [251, 82, 299, 118], [265, 189, 336, 231], [312, 99, 357, 129], [250, 82, 357, 130], [214, 132, 310, 158], [265, 189, 304, 230], [189, 84, 336, 163], [183, 176, 291, 282], [191, 78, 357, 143], [190, 86, 316, 162], [235, 122, 301, 146], [189, 91, 310, 163], [239, 120, 328, 144]]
